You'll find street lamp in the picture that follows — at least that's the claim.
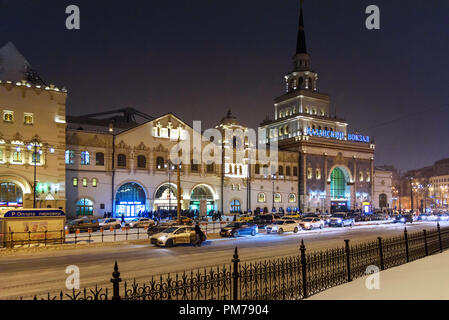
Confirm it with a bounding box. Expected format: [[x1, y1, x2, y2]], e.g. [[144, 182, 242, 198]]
[[158, 161, 176, 216], [271, 174, 277, 213]]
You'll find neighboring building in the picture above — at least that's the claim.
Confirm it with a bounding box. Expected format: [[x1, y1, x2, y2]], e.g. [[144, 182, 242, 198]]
[[0, 42, 67, 213], [373, 168, 393, 211]]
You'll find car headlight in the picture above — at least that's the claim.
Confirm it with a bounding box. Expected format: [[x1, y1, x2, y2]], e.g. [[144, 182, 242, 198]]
[[158, 235, 167, 241], [337, 219, 342, 223], [401, 218, 405, 222], [304, 223, 310, 228]]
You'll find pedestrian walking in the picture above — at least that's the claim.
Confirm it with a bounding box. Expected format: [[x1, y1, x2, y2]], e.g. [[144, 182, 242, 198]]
[[121, 214, 125, 225], [193, 223, 204, 247]]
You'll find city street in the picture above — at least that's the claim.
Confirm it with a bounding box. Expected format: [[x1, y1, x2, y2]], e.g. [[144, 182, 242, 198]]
[[0, 221, 444, 299]]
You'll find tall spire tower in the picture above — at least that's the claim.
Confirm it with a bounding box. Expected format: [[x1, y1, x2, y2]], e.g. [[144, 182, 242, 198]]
[[294, 0, 310, 71]]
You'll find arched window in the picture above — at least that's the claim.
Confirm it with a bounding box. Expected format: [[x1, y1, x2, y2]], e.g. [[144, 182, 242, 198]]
[[92, 178, 98, 187], [298, 77, 304, 88], [117, 154, 126, 167], [115, 183, 146, 218], [279, 166, 284, 176], [230, 200, 241, 213], [379, 194, 387, 208], [156, 157, 164, 169], [81, 151, 90, 165], [286, 166, 291, 176], [76, 198, 93, 216], [308, 77, 314, 90], [258, 193, 266, 203], [72, 178, 78, 187], [255, 164, 260, 175], [331, 168, 347, 199], [274, 193, 282, 203], [137, 155, 146, 169], [289, 194, 297, 203], [96, 152, 104, 166], [82, 178, 88, 187]]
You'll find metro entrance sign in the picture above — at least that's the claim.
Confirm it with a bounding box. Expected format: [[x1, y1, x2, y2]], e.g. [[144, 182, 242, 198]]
[[305, 128, 370, 143]]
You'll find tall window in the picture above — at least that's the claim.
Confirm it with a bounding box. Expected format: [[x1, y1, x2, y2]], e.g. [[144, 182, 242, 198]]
[[96, 152, 104, 166], [3, 111, 13, 122], [72, 178, 78, 187], [117, 154, 126, 167], [66, 150, 75, 164], [82, 178, 88, 187], [289, 194, 296, 203], [230, 200, 241, 213], [92, 178, 97, 187], [137, 155, 146, 169], [81, 151, 90, 165], [316, 169, 321, 180], [32, 151, 41, 164], [307, 168, 313, 180], [255, 164, 260, 175], [293, 167, 298, 177], [258, 193, 266, 203], [286, 166, 291, 176], [279, 166, 284, 176], [156, 157, 164, 169], [274, 193, 282, 203], [24, 113, 34, 125]]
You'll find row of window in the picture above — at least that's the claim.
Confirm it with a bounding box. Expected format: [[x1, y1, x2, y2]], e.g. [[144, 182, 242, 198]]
[[2, 110, 34, 125], [72, 178, 98, 187], [0, 148, 42, 164], [278, 106, 325, 119], [257, 193, 297, 203], [306, 168, 371, 182]]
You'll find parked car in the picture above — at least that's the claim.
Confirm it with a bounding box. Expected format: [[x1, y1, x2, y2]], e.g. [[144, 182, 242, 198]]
[[127, 217, 155, 228], [438, 213, 449, 222], [150, 226, 205, 247], [328, 213, 355, 227], [99, 218, 121, 229], [65, 218, 100, 233], [220, 222, 258, 237], [393, 214, 413, 224], [266, 219, 300, 234], [252, 214, 281, 228], [298, 217, 325, 230]]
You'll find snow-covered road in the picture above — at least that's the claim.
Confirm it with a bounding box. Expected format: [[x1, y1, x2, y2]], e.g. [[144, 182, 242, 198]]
[[0, 221, 445, 299]]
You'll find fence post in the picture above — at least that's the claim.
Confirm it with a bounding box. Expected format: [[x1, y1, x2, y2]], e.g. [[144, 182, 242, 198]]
[[114, 229, 116, 242], [111, 261, 122, 300], [28, 231, 31, 248], [232, 247, 240, 301], [423, 229, 428, 256], [437, 223, 443, 253], [377, 237, 384, 270], [404, 227, 409, 263], [61, 230, 64, 245], [44, 230, 47, 247], [300, 239, 308, 298], [344, 239, 352, 282]]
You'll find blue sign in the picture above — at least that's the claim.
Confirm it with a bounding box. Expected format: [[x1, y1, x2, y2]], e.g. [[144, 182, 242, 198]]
[[4, 210, 65, 218], [348, 134, 370, 143]]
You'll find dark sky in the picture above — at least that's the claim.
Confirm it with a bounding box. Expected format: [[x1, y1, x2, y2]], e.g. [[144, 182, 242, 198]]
[[1, 0, 449, 173]]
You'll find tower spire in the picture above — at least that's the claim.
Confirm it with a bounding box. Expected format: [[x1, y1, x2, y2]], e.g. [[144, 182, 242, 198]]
[[296, 0, 307, 54], [293, 0, 310, 71]]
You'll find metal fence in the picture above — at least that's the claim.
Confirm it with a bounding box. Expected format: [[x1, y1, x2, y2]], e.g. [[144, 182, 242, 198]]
[[29, 223, 449, 301]]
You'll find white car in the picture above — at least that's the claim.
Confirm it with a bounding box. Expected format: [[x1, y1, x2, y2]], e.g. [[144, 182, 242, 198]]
[[128, 218, 155, 228], [99, 218, 121, 229], [298, 217, 325, 230], [150, 226, 203, 247], [266, 219, 300, 234]]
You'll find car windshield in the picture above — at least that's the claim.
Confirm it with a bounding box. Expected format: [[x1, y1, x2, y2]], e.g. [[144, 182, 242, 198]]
[[162, 227, 178, 234], [302, 217, 314, 222], [226, 222, 242, 228], [131, 218, 139, 222], [273, 221, 285, 225], [332, 214, 346, 218]]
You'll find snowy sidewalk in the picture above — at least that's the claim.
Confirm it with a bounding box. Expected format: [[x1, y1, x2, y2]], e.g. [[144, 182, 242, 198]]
[[309, 250, 449, 300]]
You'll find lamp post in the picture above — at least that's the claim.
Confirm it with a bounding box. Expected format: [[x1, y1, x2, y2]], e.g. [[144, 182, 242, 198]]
[[158, 161, 176, 215], [271, 174, 277, 212], [27, 139, 40, 208]]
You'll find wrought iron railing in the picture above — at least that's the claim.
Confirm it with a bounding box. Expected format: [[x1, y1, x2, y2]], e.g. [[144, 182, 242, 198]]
[[26, 223, 449, 301]]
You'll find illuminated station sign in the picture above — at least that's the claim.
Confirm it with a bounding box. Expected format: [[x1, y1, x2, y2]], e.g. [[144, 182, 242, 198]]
[[305, 128, 370, 143]]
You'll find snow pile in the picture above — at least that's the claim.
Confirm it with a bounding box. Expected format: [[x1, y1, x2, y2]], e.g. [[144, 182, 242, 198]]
[[309, 250, 449, 300]]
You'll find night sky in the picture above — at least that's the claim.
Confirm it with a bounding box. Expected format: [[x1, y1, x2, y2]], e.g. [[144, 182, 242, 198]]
[[1, 0, 448, 173]]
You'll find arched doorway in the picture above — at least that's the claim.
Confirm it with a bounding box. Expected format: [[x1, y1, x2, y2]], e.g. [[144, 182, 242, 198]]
[[330, 167, 350, 213], [115, 182, 146, 217], [0, 182, 23, 207], [190, 185, 215, 215], [154, 183, 177, 211], [76, 198, 93, 216], [379, 193, 387, 209]]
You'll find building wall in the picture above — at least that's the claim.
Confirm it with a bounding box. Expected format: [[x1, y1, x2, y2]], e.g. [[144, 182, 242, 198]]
[[373, 169, 393, 210], [0, 81, 67, 213]]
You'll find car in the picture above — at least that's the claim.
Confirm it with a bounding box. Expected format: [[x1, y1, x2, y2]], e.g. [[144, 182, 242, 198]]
[[283, 213, 302, 220], [393, 214, 413, 224], [65, 218, 100, 233], [99, 218, 121, 229], [237, 215, 254, 222], [220, 222, 258, 237], [127, 217, 155, 228], [179, 216, 194, 225], [266, 219, 300, 234], [298, 217, 325, 230], [328, 213, 355, 227], [150, 225, 205, 247], [438, 214, 449, 222], [252, 214, 281, 228]]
